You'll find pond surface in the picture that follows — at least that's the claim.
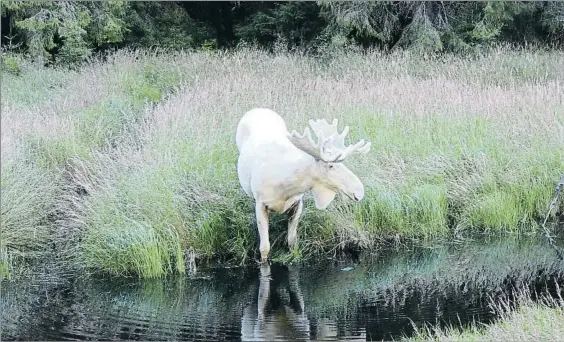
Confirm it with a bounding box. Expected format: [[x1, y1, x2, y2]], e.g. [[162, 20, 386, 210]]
[[2, 237, 563, 341]]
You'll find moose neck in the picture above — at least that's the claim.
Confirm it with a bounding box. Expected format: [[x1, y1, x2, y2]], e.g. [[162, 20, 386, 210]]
[[284, 153, 317, 194]]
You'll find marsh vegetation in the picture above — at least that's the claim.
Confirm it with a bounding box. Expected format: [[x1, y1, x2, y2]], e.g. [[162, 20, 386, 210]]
[[2, 2, 564, 340], [2, 46, 563, 280], [1, 48, 564, 278]]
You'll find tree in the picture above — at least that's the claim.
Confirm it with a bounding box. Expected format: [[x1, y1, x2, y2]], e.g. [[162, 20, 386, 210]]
[[124, 2, 214, 50], [235, 1, 326, 50], [320, 1, 564, 53], [2, 1, 129, 65], [2, 0, 562, 67]]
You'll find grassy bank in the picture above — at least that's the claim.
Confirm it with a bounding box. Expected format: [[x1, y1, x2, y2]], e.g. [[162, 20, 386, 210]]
[[1, 46, 563, 279], [405, 288, 564, 341], [1, 50, 195, 279]]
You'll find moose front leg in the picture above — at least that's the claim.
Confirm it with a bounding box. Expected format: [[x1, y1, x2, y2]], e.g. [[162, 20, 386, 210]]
[[286, 199, 304, 250], [255, 202, 270, 263]]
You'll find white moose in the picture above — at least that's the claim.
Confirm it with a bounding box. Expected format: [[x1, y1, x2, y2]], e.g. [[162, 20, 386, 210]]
[[235, 108, 371, 263]]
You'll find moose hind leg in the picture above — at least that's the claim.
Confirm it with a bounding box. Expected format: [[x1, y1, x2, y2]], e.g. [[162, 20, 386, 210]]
[[255, 202, 270, 263], [286, 199, 303, 250]]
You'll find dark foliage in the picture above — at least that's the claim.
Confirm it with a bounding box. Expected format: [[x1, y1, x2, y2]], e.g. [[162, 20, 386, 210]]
[[2, 1, 563, 66]]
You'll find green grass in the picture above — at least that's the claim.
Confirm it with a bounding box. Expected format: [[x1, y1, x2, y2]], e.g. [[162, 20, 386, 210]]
[[1, 50, 192, 280], [1, 46, 563, 279], [0, 160, 60, 280]]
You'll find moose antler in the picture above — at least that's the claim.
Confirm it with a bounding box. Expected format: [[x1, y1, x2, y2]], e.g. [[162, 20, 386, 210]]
[[287, 118, 371, 162]]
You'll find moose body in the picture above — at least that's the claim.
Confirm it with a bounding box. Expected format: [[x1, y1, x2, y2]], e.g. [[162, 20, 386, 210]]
[[236, 108, 371, 262]]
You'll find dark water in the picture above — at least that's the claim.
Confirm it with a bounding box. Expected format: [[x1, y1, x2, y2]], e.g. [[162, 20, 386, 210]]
[[2, 237, 564, 341]]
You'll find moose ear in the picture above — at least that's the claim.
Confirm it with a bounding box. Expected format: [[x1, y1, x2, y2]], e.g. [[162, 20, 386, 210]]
[[312, 185, 337, 210]]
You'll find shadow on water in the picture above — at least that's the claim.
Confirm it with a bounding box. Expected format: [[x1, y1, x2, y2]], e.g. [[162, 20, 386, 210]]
[[1, 236, 564, 341]]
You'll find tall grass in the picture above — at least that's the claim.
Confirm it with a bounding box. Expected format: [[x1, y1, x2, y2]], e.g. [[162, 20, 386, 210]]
[[1, 50, 194, 279], [0, 161, 60, 280], [1, 46, 563, 279]]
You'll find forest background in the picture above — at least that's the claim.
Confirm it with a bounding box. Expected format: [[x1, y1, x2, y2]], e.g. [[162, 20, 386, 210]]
[[2, 1, 564, 69]]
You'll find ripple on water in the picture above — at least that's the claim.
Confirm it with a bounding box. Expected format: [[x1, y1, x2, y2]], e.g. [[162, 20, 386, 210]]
[[2, 237, 563, 341]]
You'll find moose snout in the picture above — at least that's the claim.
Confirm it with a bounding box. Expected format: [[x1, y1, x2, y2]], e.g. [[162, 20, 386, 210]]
[[343, 178, 365, 202], [353, 191, 363, 201], [351, 186, 364, 201]]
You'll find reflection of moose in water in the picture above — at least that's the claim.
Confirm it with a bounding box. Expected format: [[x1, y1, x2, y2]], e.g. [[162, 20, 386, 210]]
[[241, 264, 310, 341], [241, 264, 366, 341]]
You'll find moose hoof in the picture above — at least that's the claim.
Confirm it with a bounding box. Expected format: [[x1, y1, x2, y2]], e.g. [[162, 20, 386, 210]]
[[260, 249, 269, 264]]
